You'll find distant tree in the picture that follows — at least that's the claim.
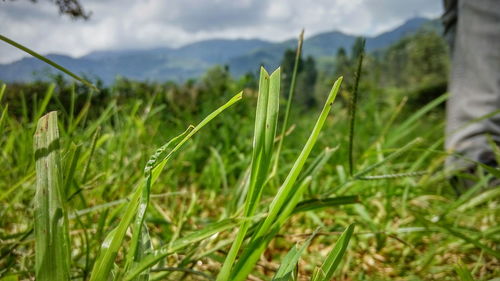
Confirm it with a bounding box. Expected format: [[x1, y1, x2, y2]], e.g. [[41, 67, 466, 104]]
[[296, 56, 318, 108], [280, 48, 303, 99], [351, 37, 365, 62], [238, 71, 258, 90], [12, 0, 91, 19], [201, 65, 230, 96], [280, 48, 319, 109], [383, 31, 449, 87], [334, 47, 350, 78]]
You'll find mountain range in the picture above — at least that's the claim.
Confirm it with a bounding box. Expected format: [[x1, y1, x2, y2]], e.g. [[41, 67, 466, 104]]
[[0, 17, 440, 84]]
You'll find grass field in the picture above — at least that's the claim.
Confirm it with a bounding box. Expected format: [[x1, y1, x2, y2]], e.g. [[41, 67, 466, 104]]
[[0, 37, 499, 281]]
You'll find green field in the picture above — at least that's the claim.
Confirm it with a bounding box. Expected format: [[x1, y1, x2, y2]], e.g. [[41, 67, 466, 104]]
[[0, 33, 498, 281]]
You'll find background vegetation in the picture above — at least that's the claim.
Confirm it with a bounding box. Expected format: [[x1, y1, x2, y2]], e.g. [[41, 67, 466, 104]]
[[0, 28, 498, 281]]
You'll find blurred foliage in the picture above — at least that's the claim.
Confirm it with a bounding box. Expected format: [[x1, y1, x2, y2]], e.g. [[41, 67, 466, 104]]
[[2, 26, 499, 281], [3, 29, 449, 118]]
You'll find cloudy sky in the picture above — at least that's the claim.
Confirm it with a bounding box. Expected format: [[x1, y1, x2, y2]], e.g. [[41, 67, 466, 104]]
[[0, 0, 443, 63]]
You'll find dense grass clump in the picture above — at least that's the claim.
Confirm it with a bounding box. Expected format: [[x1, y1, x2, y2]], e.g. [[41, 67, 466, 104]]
[[0, 34, 498, 281]]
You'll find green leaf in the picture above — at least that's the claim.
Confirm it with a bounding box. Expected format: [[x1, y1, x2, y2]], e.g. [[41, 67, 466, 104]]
[[293, 196, 359, 214], [273, 31, 304, 175], [34, 111, 71, 281], [457, 187, 500, 212], [217, 68, 279, 281], [352, 137, 423, 180], [310, 224, 355, 281], [0, 275, 19, 281], [124, 218, 239, 281], [0, 34, 98, 91], [230, 76, 343, 281], [455, 261, 474, 281], [89, 92, 242, 281], [272, 228, 318, 281], [89, 185, 142, 281]]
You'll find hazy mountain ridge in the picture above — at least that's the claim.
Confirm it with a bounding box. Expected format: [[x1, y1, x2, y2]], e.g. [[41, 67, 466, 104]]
[[0, 17, 440, 84]]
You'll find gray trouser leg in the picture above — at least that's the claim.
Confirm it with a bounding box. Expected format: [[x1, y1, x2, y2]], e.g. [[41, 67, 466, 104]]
[[444, 0, 500, 170]]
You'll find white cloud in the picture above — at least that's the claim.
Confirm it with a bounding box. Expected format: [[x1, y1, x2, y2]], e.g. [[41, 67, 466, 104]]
[[0, 0, 443, 63]]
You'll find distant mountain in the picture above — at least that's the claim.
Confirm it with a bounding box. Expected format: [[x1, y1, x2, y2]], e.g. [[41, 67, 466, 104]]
[[228, 17, 440, 77], [0, 17, 439, 84]]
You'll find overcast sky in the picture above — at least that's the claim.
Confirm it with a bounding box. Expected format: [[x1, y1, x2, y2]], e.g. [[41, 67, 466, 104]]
[[0, 0, 443, 63]]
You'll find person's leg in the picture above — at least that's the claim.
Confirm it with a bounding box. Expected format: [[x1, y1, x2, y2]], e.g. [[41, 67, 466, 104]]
[[445, 0, 500, 174], [442, 0, 457, 51]]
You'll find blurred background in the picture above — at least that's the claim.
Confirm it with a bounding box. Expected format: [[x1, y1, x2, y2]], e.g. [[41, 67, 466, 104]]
[[0, 0, 446, 105], [3, 2, 500, 281]]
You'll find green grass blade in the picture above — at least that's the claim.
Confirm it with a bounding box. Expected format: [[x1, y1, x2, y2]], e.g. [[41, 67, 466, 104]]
[[81, 127, 101, 183], [273, 31, 304, 175], [264, 68, 281, 157], [352, 137, 423, 180], [0, 84, 8, 133], [0, 83, 5, 102], [63, 143, 81, 197], [358, 171, 427, 180], [34, 84, 55, 124], [230, 76, 343, 281], [414, 214, 500, 259], [439, 225, 500, 259], [90, 92, 242, 281], [89, 185, 142, 281], [124, 218, 239, 281], [124, 126, 193, 278], [272, 228, 318, 281], [387, 94, 447, 146], [34, 111, 71, 281], [310, 224, 355, 281], [230, 177, 312, 281], [216, 69, 278, 281], [255, 77, 343, 238], [456, 187, 500, 212], [0, 104, 8, 133], [455, 261, 474, 281], [0, 34, 98, 91], [151, 92, 243, 183], [292, 196, 359, 214], [130, 224, 152, 281], [298, 146, 337, 184], [275, 176, 312, 227]]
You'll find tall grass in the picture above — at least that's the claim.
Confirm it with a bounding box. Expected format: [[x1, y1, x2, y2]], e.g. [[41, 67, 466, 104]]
[[0, 32, 499, 281], [34, 111, 71, 281]]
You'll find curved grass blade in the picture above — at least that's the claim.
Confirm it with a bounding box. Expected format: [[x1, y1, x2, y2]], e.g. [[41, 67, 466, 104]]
[[33, 84, 55, 124], [272, 30, 304, 175], [456, 187, 500, 212], [272, 228, 318, 281], [0, 34, 98, 91], [292, 196, 359, 214], [455, 261, 474, 281], [386, 94, 447, 147], [0, 83, 5, 101], [34, 111, 71, 281], [123, 127, 194, 280], [352, 137, 423, 180], [89, 185, 142, 281], [414, 213, 500, 259], [89, 92, 242, 281], [310, 224, 355, 281], [358, 171, 427, 180], [124, 218, 238, 281]]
